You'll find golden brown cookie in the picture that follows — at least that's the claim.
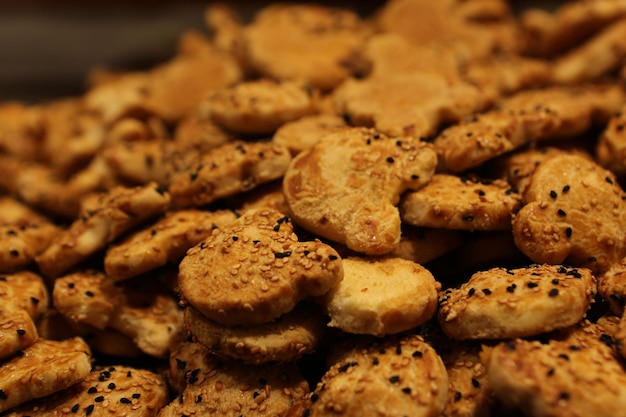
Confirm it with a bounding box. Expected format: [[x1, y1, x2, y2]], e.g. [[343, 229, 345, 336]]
[[53, 271, 184, 358], [596, 106, 626, 176], [104, 209, 238, 281], [243, 4, 371, 91], [512, 153, 626, 274], [376, 0, 519, 61], [272, 113, 347, 156], [178, 208, 343, 326], [323, 256, 440, 336], [160, 353, 308, 417], [0, 337, 92, 413], [234, 180, 291, 215], [184, 302, 326, 364], [598, 256, 626, 315], [296, 333, 448, 417], [389, 225, 463, 265], [520, 0, 626, 57], [400, 174, 522, 231], [553, 19, 626, 84], [174, 108, 236, 153], [205, 79, 318, 135], [283, 127, 437, 255], [0, 102, 39, 160], [434, 84, 626, 172], [487, 321, 626, 417], [36, 182, 171, 278], [3, 364, 168, 417], [439, 264, 596, 340], [168, 140, 292, 209], [0, 196, 48, 226], [168, 340, 219, 393], [0, 221, 60, 273]]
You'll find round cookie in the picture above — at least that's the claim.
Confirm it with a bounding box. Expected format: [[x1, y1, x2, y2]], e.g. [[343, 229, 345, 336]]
[[178, 207, 343, 326], [438, 264, 596, 340], [184, 303, 326, 364], [283, 126, 437, 255], [324, 256, 440, 336], [205, 79, 318, 135], [512, 153, 626, 274]]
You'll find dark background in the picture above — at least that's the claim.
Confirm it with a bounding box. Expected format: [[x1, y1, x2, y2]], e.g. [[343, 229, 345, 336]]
[[0, 0, 559, 103]]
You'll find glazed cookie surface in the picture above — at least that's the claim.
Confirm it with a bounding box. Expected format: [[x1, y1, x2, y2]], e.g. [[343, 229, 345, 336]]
[[178, 207, 343, 326], [283, 127, 437, 255], [438, 264, 596, 340]]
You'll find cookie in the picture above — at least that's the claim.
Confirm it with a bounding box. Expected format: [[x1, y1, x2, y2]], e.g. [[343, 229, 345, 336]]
[[512, 153, 626, 274], [53, 271, 184, 358], [596, 106, 626, 176], [438, 264, 596, 340], [104, 209, 238, 281], [174, 109, 236, 153], [36, 182, 171, 278], [3, 364, 168, 417], [295, 333, 448, 417], [243, 4, 371, 91], [184, 302, 326, 364], [168, 340, 220, 393], [0, 196, 48, 226], [160, 353, 308, 417], [434, 84, 626, 172], [234, 180, 291, 215], [178, 207, 343, 326], [487, 321, 626, 417], [0, 220, 60, 272], [598, 256, 626, 315], [400, 174, 522, 231], [0, 337, 92, 413], [553, 19, 626, 84], [324, 256, 440, 336], [168, 140, 292, 208], [272, 113, 347, 156], [283, 127, 437, 255]]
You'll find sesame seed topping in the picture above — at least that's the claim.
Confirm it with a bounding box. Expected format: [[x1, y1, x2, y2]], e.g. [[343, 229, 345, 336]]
[[402, 387, 412, 394], [557, 209, 566, 217], [16, 329, 25, 336], [482, 289, 492, 295], [471, 378, 480, 388], [85, 404, 94, 416], [454, 392, 462, 402], [506, 284, 517, 293], [549, 190, 557, 198], [386, 157, 395, 163], [549, 288, 559, 297], [527, 282, 538, 288], [0, 390, 6, 400], [468, 288, 476, 297], [120, 397, 131, 404], [85, 291, 94, 297], [389, 375, 400, 384]]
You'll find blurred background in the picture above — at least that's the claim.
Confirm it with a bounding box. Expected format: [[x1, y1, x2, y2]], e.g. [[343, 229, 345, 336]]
[[0, 0, 558, 103]]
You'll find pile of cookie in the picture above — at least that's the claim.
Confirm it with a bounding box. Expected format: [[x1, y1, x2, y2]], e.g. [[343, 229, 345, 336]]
[[1, 0, 626, 415]]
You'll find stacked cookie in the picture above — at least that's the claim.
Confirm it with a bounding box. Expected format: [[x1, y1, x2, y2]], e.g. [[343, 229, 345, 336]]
[[1, 0, 626, 416]]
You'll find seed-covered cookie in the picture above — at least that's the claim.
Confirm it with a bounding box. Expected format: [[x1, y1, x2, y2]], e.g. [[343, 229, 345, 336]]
[[272, 113, 347, 156], [168, 140, 292, 208], [487, 321, 626, 417], [178, 208, 343, 326], [512, 153, 626, 273], [0, 338, 92, 413], [283, 127, 437, 255], [205, 79, 318, 135], [294, 333, 448, 417], [0, 196, 48, 226], [400, 174, 522, 231], [324, 256, 440, 336], [439, 264, 596, 340], [104, 209, 238, 281], [160, 353, 308, 417], [244, 4, 371, 91], [184, 302, 326, 364], [36, 182, 171, 278], [596, 106, 626, 176], [0, 221, 60, 273], [3, 364, 168, 417]]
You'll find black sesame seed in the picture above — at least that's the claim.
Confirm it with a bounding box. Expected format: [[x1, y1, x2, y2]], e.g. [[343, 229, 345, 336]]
[[588, 256, 597, 262], [471, 378, 480, 388], [189, 172, 198, 181], [253, 391, 260, 398], [477, 189, 486, 196], [395, 344, 402, 354], [506, 284, 517, 293], [155, 185, 166, 195], [565, 227, 572, 238], [412, 350, 423, 358], [16, 329, 25, 336], [71, 403, 79, 413], [557, 209, 566, 217], [132, 393, 141, 399], [274, 251, 292, 259], [402, 387, 412, 394], [9, 249, 19, 257], [559, 392, 570, 400], [85, 291, 94, 297], [549, 288, 559, 297], [30, 297, 39, 305], [232, 236, 239, 241], [468, 288, 476, 297], [303, 409, 312, 417], [482, 288, 492, 295], [372, 357, 379, 365], [68, 282, 75, 289], [329, 255, 338, 260], [549, 190, 557, 198], [551, 279, 559, 285], [195, 395, 203, 403], [562, 185, 570, 193], [527, 282, 538, 288], [558, 353, 570, 361], [411, 174, 420, 180], [606, 177, 614, 185], [569, 345, 580, 351], [547, 368, 555, 376], [389, 375, 400, 384], [454, 391, 462, 402], [94, 396, 104, 403], [0, 389, 6, 400], [120, 397, 131, 404], [462, 214, 474, 222], [386, 157, 395, 163], [600, 333, 615, 347], [176, 358, 187, 370], [108, 383, 116, 390], [85, 404, 94, 416], [88, 387, 97, 394]]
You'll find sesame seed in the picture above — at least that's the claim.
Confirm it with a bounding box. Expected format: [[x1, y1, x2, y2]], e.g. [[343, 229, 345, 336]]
[[402, 387, 411, 394], [606, 177, 614, 185], [85, 291, 94, 297], [527, 282, 538, 288], [454, 392, 462, 402], [85, 404, 94, 416], [482, 289, 492, 295], [552, 279, 559, 285], [557, 209, 566, 217], [88, 387, 97, 394], [107, 383, 116, 390], [471, 378, 480, 388], [468, 288, 476, 297], [94, 396, 104, 403], [462, 214, 474, 221], [562, 185, 570, 193], [71, 403, 79, 413], [30, 297, 39, 305], [120, 397, 132, 404], [565, 227, 572, 238], [0, 390, 6, 400], [549, 288, 559, 297], [559, 392, 570, 400], [16, 329, 25, 336], [506, 284, 516, 293], [412, 350, 423, 358], [372, 357, 379, 365], [549, 190, 557, 198], [558, 353, 570, 361], [389, 375, 400, 384], [386, 157, 395, 163]]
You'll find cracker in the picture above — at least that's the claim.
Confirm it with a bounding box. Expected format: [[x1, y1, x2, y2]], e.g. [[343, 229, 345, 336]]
[[104, 209, 238, 281], [283, 127, 437, 255], [243, 4, 371, 91], [487, 321, 626, 417], [434, 84, 626, 172], [400, 174, 522, 231], [205, 79, 318, 135], [296, 333, 448, 417], [596, 106, 626, 176], [512, 153, 626, 274], [0, 337, 92, 413], [553, 19, 626, 84], [184, 302, 326, 364], [324, 256, 440, 336], [272, 113, 347, 156], [36, 182, 171, 278], [3, 364, 168, 417], [178, 207, 343, 326], [438, 264, 596, 340], [168, 140, 292, 208], [160, 353, 308, 417]]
